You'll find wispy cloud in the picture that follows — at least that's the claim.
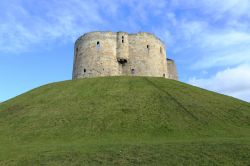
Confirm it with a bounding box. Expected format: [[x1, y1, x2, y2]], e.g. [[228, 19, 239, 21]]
[[189, 64, 250, 102], [0, 0, 170, 53], [191, 30, 250, 69], [0, 0, 108, 53]]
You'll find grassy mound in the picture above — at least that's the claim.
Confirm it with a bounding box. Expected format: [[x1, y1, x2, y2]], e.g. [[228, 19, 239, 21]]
[[0, 77, 249, 165]]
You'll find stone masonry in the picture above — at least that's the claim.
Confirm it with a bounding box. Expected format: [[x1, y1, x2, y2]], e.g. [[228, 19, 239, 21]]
[[72, 31, 178, 80]]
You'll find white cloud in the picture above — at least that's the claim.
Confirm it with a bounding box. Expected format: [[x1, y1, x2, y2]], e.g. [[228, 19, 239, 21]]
[[170, 0, 250, 19], [188, 64, 250, 102], [191, 30, 250, 69], [201, 31, 250, 48], [0, 0, 171, 53], [0, 0, 107, 53], [192, 49, 250, 69], [156, 15, 250, 70], [200, 0, 250, 19]]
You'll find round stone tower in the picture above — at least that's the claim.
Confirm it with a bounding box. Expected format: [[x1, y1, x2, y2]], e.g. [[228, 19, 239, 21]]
[[72, 31, 178, 80], [72, 32, 119, 79]]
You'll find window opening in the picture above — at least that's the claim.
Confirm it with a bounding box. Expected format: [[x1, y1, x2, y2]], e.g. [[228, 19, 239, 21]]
[[96, 41, 100, 49], [147, 45, 150, 53], [131, 69, 135, 74]]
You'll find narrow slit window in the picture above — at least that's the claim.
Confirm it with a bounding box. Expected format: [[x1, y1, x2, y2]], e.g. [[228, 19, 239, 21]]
[[75, 47, 78, 58], [147, 45, 150, 52], [122, 36, 124, 43], [131, 69, 135, 74], [96, 41, 100, 49], [160, 47, 162, 54]]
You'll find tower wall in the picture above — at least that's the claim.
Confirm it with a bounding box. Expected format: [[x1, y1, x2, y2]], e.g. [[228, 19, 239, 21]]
[[72, 31, 176, 80], [167, 59, 178, 80], [128, 32, 167, 77], [116, 32, 129, 75], [73, 32, 119, 79]]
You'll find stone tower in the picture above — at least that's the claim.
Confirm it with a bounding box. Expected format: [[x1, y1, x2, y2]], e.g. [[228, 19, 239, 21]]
[[116, 32, 129, 75], [167, 58, 178, 80], [72, 31, 178, 80]]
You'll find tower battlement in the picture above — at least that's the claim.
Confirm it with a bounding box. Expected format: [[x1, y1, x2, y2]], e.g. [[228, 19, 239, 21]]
[[72, 31, 178, 80]]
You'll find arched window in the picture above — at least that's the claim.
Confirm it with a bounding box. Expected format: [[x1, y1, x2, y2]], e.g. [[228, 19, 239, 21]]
[[122, 36, 124, 43], [84, 69, 86, 73], [96, 41, 100, 49]]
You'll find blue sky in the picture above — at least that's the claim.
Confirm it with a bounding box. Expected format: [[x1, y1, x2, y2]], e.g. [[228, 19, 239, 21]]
[[0, 0, 250, 102]]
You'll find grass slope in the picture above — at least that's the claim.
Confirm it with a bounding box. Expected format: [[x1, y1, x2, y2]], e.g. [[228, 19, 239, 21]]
[[0, 76, 250, 165]]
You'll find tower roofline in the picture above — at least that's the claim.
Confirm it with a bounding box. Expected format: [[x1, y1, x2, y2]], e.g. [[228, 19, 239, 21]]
[[75, 31, 166, 47]]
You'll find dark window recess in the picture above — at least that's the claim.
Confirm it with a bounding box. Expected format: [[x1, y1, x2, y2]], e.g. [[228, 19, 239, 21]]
[[84, 69, 86, 73], [122, 36, 124, 43], [160, 47, 162, 53], [146, 45, 150, 54], [131, 69, 135, 74], [96, 41, 100, 49], [75, 48, 78, 58], [147, 45, 150, 52], [163, 73, 165, 77], [118, 58, 127, 65]]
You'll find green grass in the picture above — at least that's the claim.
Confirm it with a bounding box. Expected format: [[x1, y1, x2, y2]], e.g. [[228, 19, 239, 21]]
[[0, 76, 249, 165]]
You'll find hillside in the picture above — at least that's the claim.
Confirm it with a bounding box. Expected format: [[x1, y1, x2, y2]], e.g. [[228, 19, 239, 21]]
[[0, 76, 250, 165]]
